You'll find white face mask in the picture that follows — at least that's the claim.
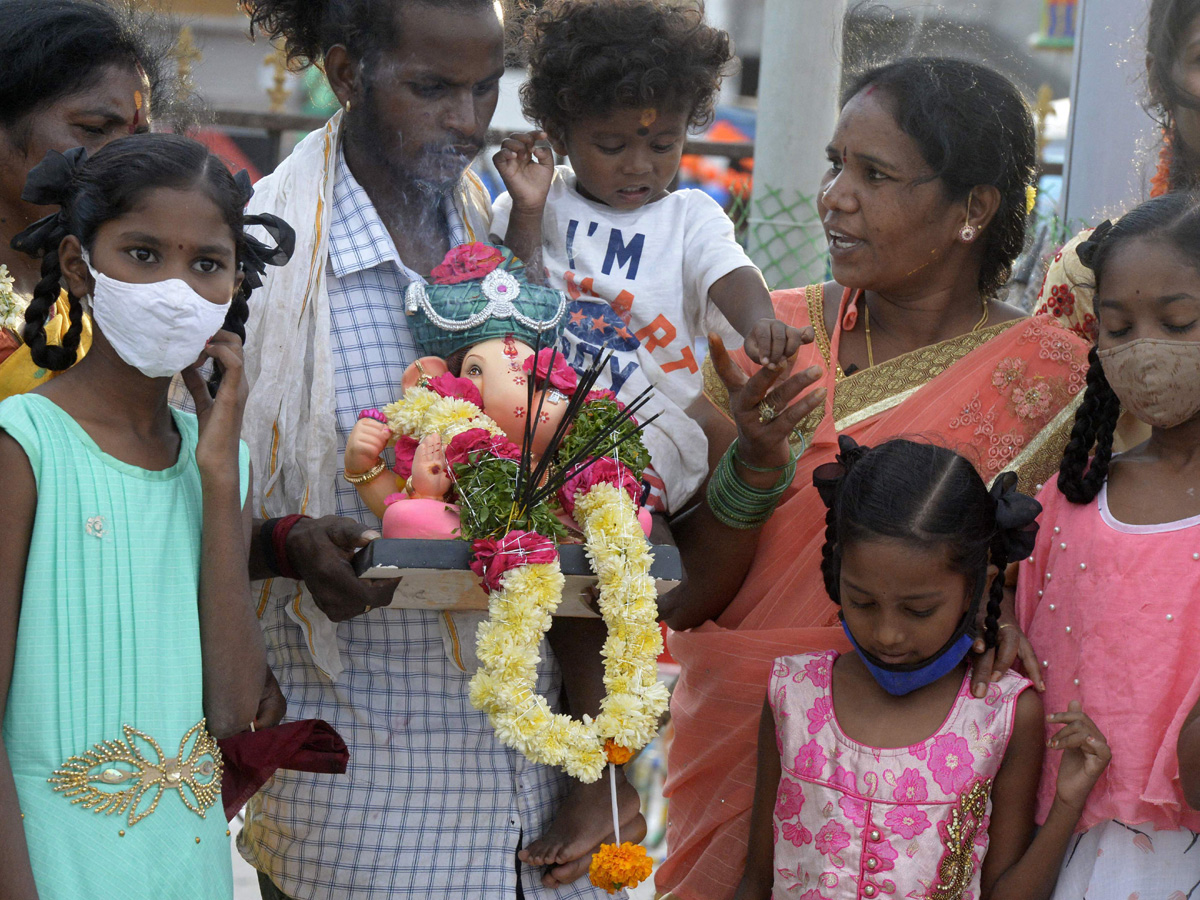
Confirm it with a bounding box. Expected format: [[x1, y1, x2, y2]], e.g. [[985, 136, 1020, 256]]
[[84, 258, 231, 379]]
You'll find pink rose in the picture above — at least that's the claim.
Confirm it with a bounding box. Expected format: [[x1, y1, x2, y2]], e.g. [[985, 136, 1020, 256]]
[[445, 428, 521, 468], [584, 388, 621, 406], [557, 457, 640, 516], [814, 821, 850, 856], [892, 768, 929, 803], [470, 530, 558, 594], [429, 242, 505, 284], [427, 372, 484, 408], [392, 435, 421, 479], [523, 347, 578, 396], [928, 734, 976, 795], [884, 805, 931, 840], [775, 777, 806, 820]]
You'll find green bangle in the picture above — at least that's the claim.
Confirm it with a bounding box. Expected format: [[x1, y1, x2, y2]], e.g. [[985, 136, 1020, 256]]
[[730, 435, 807, 473], [706, 440, 796, 529]]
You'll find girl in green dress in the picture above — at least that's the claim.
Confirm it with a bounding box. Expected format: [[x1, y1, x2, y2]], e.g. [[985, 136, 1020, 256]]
[[0, 133, 293, 900]]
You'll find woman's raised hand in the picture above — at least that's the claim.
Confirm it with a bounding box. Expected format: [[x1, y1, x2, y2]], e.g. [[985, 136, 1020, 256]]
[[708, 331, 826, 476]]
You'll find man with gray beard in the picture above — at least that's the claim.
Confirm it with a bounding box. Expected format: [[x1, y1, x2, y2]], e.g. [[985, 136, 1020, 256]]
[[233, 2, 643, 898]]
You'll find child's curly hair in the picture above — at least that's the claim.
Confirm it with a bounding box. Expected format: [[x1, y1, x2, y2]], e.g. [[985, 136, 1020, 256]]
[[521, 0, 734, 140]]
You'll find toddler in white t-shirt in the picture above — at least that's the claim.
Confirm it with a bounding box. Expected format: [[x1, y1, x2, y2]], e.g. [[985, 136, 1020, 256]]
[[491, 0, 808, 513]]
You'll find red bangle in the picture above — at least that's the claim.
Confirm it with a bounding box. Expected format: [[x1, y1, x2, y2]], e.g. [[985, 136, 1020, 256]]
[[272, 514, 309, 581]]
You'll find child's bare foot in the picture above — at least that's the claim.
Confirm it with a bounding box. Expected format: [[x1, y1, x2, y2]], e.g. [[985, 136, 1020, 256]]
[[545, 800, 647, 889], [519, 768, 645, 887]]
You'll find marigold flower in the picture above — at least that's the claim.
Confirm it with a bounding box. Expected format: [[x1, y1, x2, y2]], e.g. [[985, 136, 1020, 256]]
[[588, 842, 653, 893], [604, 740, 634, 765]]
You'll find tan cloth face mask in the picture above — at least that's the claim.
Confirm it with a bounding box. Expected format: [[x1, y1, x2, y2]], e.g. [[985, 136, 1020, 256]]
[[1098, 338, 1200, 428]]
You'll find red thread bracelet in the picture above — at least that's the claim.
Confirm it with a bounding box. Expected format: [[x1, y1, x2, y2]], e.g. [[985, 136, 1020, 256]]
[[272, 514, 310, 581]]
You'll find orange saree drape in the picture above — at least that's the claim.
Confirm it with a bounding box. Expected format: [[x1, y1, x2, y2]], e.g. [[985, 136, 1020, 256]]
[[657, 285, 1090, 900]]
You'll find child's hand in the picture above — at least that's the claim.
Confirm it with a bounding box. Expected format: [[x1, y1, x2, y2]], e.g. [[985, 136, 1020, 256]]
[[1049, 701, 1111, 812], [345, 418, 392, 476], [493, 131, 554, 213], [183, 330, 248, 476], [409, 432, 452, 499], [744, 317, 810, 371]]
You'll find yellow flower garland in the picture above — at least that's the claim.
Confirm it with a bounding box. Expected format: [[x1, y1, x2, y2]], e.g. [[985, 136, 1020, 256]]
[[468, 480, 669, 783], [380, 387, 670, 784]]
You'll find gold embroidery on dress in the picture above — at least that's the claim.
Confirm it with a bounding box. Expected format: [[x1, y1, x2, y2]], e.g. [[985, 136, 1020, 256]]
[[929, 777, 993, 900], [995, 393, 1083, 496], [835, 321, 1017, 417], [48, 720, 222, 826]]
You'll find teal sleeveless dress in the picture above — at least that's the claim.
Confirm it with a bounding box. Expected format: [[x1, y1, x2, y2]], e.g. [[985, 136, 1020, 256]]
[[0, 393, 248, 900]]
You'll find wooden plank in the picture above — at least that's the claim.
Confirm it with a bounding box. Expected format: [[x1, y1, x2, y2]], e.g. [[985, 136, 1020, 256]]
[[354, 538, 682, 618]]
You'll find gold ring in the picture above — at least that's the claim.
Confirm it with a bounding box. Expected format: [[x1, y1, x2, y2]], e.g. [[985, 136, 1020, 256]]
[[758, 400, 776, 423], [998, 623, 1015, 631]]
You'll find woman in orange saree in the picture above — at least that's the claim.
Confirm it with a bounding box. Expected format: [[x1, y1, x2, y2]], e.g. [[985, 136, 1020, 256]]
[[655, 58, 1091, 900], [659, 286, 1086, 899]]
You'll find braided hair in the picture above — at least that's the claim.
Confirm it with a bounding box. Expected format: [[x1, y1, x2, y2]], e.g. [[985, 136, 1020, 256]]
[[817, 438, 1040, 651], [11, 134, 285, 370], [1057, 192, 1200, 502]]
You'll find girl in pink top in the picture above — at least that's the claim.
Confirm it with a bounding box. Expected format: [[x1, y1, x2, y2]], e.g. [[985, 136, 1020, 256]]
[[739, 438, 1110, 899], [1017, 193, 1200, 898]]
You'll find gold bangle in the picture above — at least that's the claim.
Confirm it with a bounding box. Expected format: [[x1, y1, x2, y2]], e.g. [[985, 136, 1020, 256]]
[[343, 460, 386, 485]]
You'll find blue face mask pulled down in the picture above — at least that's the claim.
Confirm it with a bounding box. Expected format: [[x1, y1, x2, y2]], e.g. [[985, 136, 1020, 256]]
[[841, 619, 975, 696], [840, 574, 984, 697]]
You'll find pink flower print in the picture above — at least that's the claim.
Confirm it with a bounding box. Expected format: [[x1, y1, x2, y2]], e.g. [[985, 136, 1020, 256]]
[[838, 794, 868, 827], [892, 768, 929, 803], [864, 835, 898, 873], [1133, 833, 1154, 854], [829, 766, 857, 792], [1010, 380, 1052, 421], [782, 820, 813, 847], [793, 740, 827, 780], [807, 696, 834, 734], [815, 821, 850, 857], [1168, 892, 1188, 900], [775, 777, 806, 820], [929, 734, 976, 794], [803, 655, 832, 687], [884, 805, 931, 840], [799, 891, 830, 900], [907, 741, 929, 762]]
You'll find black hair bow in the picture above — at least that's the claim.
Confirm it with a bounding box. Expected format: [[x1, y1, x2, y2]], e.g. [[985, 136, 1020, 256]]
[[10, 146, 89, 257], [812, 435, 872, 508], [1075, 219, 1114, 271], [989, 471, 1043, 563], [234, 169, 256, 208], [239, 212, 296, 291]]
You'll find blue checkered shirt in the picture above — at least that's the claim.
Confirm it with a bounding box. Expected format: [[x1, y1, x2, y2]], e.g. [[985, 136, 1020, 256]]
[[239, 149, 614, 900]]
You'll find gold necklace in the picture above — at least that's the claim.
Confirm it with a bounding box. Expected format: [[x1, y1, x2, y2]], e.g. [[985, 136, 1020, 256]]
[[862, 297, 990, 370]]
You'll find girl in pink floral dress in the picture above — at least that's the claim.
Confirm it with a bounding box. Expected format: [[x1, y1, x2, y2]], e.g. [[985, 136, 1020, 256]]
[[1018, 194, 1200, 899], [737, 438, 1111, 900]]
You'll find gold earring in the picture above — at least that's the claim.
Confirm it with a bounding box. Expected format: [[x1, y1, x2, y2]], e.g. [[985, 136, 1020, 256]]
[[345, 100, 352, 113], [960, 222, 978, 242]]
